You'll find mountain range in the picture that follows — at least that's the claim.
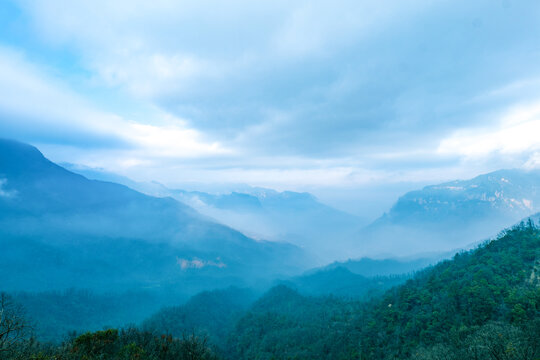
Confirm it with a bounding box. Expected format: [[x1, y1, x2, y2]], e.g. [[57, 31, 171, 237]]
[[3, 138, 540, 295], [0, 139, 311, 295], [65, 157, 540, 261], [222, 221, 540, 359], [63, 164, 364, 262]]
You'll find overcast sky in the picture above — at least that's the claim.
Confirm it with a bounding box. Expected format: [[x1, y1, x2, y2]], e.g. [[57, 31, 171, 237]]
[[1, 0, 540, 216]]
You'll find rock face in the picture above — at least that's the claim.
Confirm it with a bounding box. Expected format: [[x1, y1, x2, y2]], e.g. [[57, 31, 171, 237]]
[[0, 138, 311, 294], [360, 169, 540, 256]]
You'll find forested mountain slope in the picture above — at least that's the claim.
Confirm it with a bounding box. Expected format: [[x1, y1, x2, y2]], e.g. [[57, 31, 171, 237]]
[[3, 221, 539, 359], [277, 266, 407, 298], [142, 287, 257, 349], [227, 221, 540, 359], [360, 220, 540, 359]]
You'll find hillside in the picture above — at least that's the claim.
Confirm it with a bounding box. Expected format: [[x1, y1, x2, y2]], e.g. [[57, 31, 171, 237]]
[[322, 256, 443, 277], [4, 218, 539, 359], [0, 139, 311, 294], [225, 221, 540, 359], [142, 287, 257, 349], [277, 266, 407, 298], [360, 220, 540, 359]]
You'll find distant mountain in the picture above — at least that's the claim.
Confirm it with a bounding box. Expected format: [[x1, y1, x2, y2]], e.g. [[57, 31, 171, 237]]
[[63, 165, 364, 262], [322, 255, 444, 277], [359, 169, 540, 256], [150, 188, 363, 262], [60, 162, 172, 197], [0, 139, 311, 294], [277, 266, 407, 298]]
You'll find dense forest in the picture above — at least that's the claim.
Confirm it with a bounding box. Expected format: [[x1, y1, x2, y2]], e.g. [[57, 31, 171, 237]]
[[1, 221, 539, 359], [225, 222, 539, 359]]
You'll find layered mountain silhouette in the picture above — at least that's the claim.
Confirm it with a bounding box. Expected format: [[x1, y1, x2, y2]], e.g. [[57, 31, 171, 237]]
[[63, 164, 364, 262], [171, 189, 363, 261], [0, 139, 311, 294]]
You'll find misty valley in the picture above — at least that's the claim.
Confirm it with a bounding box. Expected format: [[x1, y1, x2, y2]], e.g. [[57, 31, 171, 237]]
[[3, 1, 540, 358], [0, 139, 538, 360]]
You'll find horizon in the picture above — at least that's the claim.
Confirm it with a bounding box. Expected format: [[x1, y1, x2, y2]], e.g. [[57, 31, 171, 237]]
[[6, 136, 540, 224]]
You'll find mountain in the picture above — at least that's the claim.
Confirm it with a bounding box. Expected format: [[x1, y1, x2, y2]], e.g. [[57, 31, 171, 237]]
[[224, 220, 540, 359], [13, 289, 163, 343], [142, 287, 257, 349], [358, 219, 540, 359], [171, 189, 364, 262], [322, 255, 443, 277], [227, 284, 365, 359], [277, 266, 407, 298], [7, 217, 539, 358], [0, 139, 311, 294], [60, 162, 173, 197], [359, 169, 540, 256], [62, 164, 364, 262]]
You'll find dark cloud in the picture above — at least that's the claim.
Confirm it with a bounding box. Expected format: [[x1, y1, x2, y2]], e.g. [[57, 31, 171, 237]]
[[137, 0, 540, 157]]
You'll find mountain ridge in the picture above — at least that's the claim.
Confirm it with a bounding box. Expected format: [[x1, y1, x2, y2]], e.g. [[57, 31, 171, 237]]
[[359, 168, 540, 256], [0, 138, 312, 294], [61, 163, 364, 262]]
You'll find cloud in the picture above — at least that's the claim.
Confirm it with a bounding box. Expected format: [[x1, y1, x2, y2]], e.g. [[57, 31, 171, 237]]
[[10, 1, 441, 147], [437, 100, 540, 158], [524, 152, 540, 170], [0, 46, 124, 148], [0, 45, 230, 165], [16, 0, 540, 159], [2, 0, 540, 199]]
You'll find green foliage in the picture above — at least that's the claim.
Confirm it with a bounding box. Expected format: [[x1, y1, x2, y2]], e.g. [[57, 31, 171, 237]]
[[14, 289, 173, 343], [142, 287, 255, 348], [72, 329, 119, 358], [225, 221, 540, 359], [3, 221, 540, 360], [359, 221, 540, 359], [281, 266, 409, 298], [411, 321, 540, 360], [226, 285, 364, 359], [3, 328, 218, 360]]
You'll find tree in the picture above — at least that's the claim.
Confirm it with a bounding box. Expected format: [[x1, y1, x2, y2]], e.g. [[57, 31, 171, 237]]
[[0, 293, 29, 356], [465, 322, 539, 360]]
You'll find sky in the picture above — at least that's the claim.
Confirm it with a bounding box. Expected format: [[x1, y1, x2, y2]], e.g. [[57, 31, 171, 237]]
[[1, 0, 540, 217]]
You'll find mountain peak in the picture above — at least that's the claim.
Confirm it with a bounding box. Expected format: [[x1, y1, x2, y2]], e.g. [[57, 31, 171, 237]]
[[0, 138, 60, 178]]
